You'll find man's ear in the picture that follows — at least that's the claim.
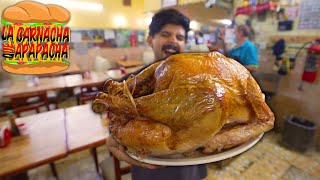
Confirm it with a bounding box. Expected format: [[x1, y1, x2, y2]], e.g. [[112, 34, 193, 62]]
[[147, 36, 153, 48]]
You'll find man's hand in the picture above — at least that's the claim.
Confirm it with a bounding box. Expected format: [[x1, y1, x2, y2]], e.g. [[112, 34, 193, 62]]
[[107, 135, 159, 169]]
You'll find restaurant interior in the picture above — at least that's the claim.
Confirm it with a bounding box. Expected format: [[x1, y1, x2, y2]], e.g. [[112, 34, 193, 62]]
[[0, 0, 320, 179]]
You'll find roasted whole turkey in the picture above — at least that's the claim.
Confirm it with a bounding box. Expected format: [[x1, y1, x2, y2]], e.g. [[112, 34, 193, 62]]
[[92, 52, 274, 157]]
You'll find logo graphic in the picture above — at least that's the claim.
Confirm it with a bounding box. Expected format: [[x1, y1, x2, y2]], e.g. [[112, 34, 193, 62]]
[[1, 1, 71, 74]]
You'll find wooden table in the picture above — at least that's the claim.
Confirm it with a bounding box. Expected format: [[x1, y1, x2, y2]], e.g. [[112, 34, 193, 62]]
[[40, 63, 82, 77], [54, 63, 81, 76], [65, 104, 109, 173], [2, 65, 143, 98], [65, 104, 109, 153], [3, 76, 66, 98], [0, 105, 110, 177], [64, 71, 108, 88], [106, 66, 143, 80], [116, 59, 144, 68], [0, 109, 67, 177], [125, 66, 143, 74]]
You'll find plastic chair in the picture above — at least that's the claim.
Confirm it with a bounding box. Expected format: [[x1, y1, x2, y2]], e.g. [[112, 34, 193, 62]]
[[93, 56, 112, 72], [142, 48, 155, 65], [47, 90, 59, 109]]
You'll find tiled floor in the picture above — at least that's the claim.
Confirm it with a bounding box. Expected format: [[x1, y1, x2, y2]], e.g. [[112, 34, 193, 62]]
[[204, 132, 320, 180], [22, 131, 320, 180], [2, 98, 320, 180]]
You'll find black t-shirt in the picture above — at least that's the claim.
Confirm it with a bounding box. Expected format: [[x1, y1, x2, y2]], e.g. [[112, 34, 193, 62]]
[[132, 165, 208, 180]]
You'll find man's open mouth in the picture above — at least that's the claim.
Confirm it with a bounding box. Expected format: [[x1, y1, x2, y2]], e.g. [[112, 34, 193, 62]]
[[162, 44, 180, 58]]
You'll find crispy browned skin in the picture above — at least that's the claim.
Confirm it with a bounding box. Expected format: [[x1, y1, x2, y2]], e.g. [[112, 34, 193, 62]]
[[93, 52, 274, 156], [103, 62, 161, 98]]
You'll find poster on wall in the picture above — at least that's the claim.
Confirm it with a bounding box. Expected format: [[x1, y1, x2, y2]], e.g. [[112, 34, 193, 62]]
[[74, 42, 88, 55], [70, 30, 104, 43], [298, 0, 320, 29], [137, 31, 145, 45], [104, 30, 116, 39], [70, 29, 145, 48], [80, 30, 104, 43], [286, 6, 299, 20], [71, 32, 82, 43], [115, 30, 145, 48], [116, 30, 131, 48], [0, 30, 2, 50]]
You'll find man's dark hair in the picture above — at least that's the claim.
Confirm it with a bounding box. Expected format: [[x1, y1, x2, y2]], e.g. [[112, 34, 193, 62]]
[[149, 9, 190, 39]]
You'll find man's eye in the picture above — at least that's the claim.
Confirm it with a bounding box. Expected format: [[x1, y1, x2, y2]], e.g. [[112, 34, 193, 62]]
[[177, 35, 185, 41], [160, 33, 170, 37]]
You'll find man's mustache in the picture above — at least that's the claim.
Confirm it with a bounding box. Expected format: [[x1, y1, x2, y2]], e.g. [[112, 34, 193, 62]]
[[162, 44, 180, 54]]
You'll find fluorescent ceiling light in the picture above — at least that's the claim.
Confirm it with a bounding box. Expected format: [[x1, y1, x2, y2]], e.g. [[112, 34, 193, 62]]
[[113, 16, 127, 27], [144, 17, 152, 25], [220, 19, 232, 25], [145, 12, 154, 25], [190, 20, 199, 30], [188, 30, 195, 36], [13, 0, 104, 11], [212, 19, 232, 26]]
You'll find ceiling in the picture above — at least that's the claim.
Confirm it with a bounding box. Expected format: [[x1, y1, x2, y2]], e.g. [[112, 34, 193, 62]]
[[170, 2, 232, 26]]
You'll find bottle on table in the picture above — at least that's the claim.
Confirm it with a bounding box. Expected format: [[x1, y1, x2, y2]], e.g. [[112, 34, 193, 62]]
[[7, 110, 20, 136], [120, 67, 126, 75]]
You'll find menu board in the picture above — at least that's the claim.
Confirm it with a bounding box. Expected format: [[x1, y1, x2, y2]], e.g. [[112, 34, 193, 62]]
[[298, 0, 320, 29]]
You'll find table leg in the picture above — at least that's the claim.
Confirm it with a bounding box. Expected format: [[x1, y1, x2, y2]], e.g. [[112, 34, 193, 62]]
[[113, 156, 122, 180], [90, 147, 99, 174], [49, 163, 59, 179]]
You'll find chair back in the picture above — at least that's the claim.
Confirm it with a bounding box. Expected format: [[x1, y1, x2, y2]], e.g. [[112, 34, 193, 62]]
[[79, 83, 104, 105], [100, 156, 131, 180], [0, 101, 12, 117], [11, 91, 49, 117]]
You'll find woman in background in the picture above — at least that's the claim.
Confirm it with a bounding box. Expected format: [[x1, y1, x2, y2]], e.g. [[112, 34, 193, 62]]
[[222, 25, 259, 72]]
